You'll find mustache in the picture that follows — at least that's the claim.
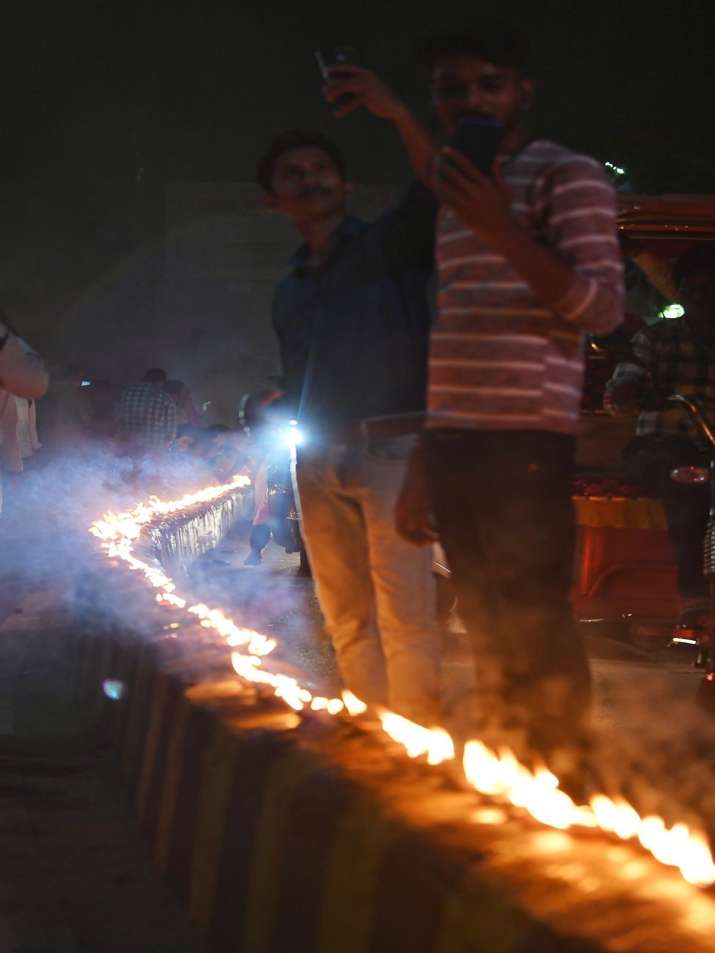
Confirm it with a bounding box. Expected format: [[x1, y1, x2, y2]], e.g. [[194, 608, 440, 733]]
[[296, 185, 335, 200]]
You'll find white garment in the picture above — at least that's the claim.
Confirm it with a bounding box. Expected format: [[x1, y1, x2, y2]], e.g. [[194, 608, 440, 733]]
[[0, 322, 47, 515], [15, 397, 40, 459]]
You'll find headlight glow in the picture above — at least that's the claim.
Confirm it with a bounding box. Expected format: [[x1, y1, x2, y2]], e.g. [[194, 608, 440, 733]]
[[284, 420, 305, 450]]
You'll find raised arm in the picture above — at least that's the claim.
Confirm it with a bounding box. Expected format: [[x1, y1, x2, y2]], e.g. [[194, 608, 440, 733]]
[[432, 147, 624, 335], [324, 66, 438, 186]]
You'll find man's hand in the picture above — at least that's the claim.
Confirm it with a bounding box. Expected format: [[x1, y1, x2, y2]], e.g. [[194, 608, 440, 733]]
[[324, 66, 406, 121], [395, 447, 439, 546], [433, 146, 517, 251]]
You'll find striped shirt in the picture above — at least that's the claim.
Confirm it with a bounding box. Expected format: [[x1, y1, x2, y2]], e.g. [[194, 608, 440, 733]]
[[428, 139, 624, 434], [606, 318, 715, 443]]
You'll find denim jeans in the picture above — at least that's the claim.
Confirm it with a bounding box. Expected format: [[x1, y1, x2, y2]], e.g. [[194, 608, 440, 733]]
[[425, 429, 590, 747], [295, 436, 441, 723]]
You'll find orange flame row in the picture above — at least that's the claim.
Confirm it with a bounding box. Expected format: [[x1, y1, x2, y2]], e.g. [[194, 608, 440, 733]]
[[89, 476, 715, 888]]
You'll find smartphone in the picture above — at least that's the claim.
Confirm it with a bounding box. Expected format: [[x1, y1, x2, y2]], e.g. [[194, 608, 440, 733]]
[[451, 115, 505, 177], [314, 46, 359, 81], [315, 47, 359, 111]]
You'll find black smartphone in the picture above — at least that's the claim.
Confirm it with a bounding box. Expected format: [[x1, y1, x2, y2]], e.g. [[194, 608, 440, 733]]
[[451, 115, 505, 177], [314, 46, 359, 81], [315, 47, 359, 111]]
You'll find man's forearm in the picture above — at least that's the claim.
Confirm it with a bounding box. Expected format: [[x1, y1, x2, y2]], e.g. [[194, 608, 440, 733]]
[[391, 103, 438, 186], [489, 221, 621, 333], [493, 221, 581, 310]]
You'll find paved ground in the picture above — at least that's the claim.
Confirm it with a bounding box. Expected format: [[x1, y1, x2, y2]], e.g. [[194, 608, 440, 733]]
[[0, 578, 207, 953], [193, 532, 706, 741], [0, 510, 710, 952]]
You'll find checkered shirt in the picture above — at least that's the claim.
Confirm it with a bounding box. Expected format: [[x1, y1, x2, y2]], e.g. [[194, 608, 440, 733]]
[[606, 317, 715, 442], [116, 382, 177, 449]]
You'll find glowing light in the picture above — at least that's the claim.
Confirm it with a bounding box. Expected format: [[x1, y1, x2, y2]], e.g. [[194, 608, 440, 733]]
[[379, 711, 455, 765], [102, 679, 126, 700], [605, 160, 626, 176], [283, 420, 305, 450], [659, 303, 685, 320], [342, 690, 368, 716], [89, 473, 715, 889]]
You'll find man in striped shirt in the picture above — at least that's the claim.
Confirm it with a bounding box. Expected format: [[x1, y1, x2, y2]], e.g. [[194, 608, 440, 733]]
[[606, 246, 715, 627], [392, 21, 624, 753]]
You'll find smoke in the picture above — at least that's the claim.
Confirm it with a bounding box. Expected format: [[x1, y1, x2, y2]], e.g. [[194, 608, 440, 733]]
[[6, 440, 715, 856], [187, 545, 338, 693], [0, 442, 219, 620]]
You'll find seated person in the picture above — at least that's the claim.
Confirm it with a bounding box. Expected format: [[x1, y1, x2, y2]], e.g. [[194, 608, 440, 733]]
[[605, 246, 715, 630]]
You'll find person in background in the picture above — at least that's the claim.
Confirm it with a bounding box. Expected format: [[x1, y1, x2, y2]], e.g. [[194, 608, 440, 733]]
[[164, 379, 201, 428], [15, 396, 41, 462], [0, 314, 48, 514], [238, 390, 282, 567], [38, 362, 92, 453], [605, 246, 715, 635], [115, 367, 177, 456], [200, 424, 248, 482], [335, 19, 624, 755], [258, 121, 441, 724]]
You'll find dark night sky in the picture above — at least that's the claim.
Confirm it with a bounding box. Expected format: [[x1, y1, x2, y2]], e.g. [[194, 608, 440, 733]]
[[2, 0, 714, 194]]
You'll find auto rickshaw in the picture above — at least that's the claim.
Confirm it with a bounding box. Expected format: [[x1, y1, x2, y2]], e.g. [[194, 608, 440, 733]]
[[434, 193, 715, 645], [573, 194, 715, 643]]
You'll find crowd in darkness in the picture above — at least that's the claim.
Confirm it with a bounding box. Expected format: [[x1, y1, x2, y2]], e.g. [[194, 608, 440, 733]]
[[0, 359, 248, 493], [4, 17, 715, 769]]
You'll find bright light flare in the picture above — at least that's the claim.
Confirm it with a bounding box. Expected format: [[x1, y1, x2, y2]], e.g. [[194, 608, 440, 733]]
[[283, 420, 305, 450]]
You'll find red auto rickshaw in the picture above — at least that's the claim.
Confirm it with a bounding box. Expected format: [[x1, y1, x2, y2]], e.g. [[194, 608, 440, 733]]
[[573, 194, 715, 642], [434, 194, 715, 644]]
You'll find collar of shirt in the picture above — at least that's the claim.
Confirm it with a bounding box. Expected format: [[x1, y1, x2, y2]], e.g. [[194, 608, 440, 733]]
[[289, 216, 365, 273]]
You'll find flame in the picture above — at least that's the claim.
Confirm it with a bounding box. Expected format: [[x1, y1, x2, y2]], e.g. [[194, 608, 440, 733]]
[[462, 743, 715, 886], [342, 690, 368, 716], [89, 475, 715, 888], [379, 711, 455, 765]]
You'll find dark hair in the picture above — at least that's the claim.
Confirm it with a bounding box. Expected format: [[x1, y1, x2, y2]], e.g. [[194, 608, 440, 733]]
[[0, 308, 19, 336], [417, 19, 531, 74], [143, 367, 167, 383], [164, 379, 186, 396], [256, 129, 347, 193], [673, 246, 715, 289]]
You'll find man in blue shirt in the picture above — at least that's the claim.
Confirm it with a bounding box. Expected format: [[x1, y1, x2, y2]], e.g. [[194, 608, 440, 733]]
[[258, 127, 441, 723]]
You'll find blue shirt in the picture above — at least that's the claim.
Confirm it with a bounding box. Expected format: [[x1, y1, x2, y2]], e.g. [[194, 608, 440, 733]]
[[272, 183, 436, 433]]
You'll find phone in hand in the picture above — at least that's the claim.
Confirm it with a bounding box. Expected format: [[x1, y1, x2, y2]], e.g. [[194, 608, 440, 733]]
[[314, 46, 359, 80], [451, 115, 505, 177], [315, 47, 359, 110]]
